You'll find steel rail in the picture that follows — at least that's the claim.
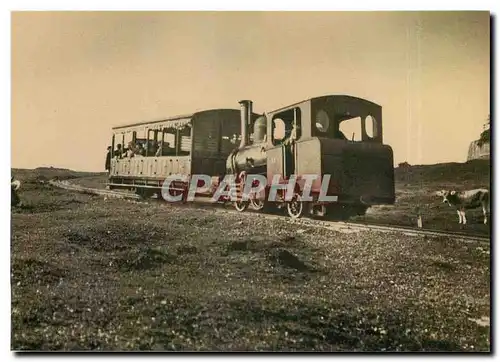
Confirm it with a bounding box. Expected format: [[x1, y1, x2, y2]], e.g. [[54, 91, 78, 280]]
[[48, 179, 490, 243]]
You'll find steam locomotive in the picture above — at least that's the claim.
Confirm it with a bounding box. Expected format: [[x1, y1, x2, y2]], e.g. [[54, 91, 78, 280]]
[[107, 95, 395, 219]]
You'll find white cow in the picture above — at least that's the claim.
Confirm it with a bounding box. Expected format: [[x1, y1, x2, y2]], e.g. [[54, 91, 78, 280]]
[[11, 177, 22, 207], [436, 188, 490, 225]]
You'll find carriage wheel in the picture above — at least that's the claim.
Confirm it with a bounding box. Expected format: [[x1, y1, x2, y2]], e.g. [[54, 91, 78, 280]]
[[287, 196, 304, 219], [135, 188, 150, 199]]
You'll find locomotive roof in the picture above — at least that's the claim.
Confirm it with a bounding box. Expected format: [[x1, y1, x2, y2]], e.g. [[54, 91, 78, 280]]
[[268, 95, 381, 114], [112, 108, 241, 132]]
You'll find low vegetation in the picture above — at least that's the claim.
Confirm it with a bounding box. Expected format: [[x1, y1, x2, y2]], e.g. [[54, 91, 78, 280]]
[[353, 159, 491, 235], [10, 164, 490, 351]]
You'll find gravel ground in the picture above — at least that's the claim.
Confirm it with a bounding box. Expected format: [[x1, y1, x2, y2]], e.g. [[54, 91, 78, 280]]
[[10, 172, 490, 351]]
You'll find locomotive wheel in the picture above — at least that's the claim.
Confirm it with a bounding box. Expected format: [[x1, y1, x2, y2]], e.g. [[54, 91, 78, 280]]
[[250, 198, 265, 211], [287, 196, 304, 219], [234, 200, 249, 212]]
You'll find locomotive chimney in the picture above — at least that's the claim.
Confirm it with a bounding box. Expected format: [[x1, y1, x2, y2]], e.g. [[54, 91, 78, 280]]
[[239, 100, 252, 148]]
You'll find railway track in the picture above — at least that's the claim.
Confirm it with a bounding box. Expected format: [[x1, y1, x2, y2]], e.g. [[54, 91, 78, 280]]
[[48, 179, 490, 244]]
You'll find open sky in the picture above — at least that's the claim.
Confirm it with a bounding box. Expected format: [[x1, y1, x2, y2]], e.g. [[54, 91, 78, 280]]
[[11, 11, 490, 171]]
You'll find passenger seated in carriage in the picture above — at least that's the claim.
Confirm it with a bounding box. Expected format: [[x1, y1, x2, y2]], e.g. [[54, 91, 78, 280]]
[[155, 142, 163, 157], [135, 143, 146, 157], [155, 142, 174, 156], [124, 141, 136, 158], [114, 144, 123, 159], [148, 141, 159, 156]]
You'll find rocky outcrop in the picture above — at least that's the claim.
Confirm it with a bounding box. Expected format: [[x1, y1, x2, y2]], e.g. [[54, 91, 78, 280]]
[[467, 140, 490, 161]]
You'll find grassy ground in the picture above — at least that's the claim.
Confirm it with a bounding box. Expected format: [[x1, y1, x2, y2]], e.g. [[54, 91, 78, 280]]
[[353, 159, 491, 235], [13, 167, 105, 183], [67, 159, 491, 235], [11, 167, 490, 351]]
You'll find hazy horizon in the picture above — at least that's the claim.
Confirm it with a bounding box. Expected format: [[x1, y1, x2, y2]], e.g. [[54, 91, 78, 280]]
[[11, 11, 490, 172]]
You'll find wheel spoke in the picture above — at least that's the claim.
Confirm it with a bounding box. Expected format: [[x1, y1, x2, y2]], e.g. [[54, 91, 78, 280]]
[[251, 198, 264, 211], [287, 196, 303, 219], [234, 200, 248, 212]]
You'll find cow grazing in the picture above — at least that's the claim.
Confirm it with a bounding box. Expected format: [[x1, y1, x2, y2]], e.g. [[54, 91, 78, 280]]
[[436, 189, 490, 225], [11, 177, 22, 207]]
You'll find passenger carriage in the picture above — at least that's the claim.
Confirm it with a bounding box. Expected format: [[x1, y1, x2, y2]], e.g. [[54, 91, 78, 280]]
[[108, 108, 259, 199]]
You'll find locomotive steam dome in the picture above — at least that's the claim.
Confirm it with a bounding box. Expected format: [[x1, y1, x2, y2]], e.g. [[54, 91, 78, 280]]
[[225, 112, 268, 175], [253, 115, 267, 143]]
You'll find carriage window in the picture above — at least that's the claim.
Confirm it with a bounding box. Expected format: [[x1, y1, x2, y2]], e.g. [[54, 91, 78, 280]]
[[132, 130, 161, 157], [123, 132, 133, 148], [161, 131, 176, 155], [178, 127, 191, 155], [338, 116, 362, 142], [145, 130, 159, 156], [164, 133, 175, 148], [143, 130, 154, 156], [113, 133, 125, 155], [155, 127, 191, 156]]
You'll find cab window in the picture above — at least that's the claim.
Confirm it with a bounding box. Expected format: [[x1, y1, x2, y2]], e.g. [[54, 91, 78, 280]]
[[271, 108, 301, 146]]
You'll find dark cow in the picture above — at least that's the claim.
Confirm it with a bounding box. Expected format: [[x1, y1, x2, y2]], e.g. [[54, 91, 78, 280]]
[[436, 188, 490, 225], [11, 177, 22, 207]]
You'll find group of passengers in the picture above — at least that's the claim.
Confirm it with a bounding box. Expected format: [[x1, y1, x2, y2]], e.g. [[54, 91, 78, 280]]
[[105, 141, 172, 171], [117, 141, 161, 158]]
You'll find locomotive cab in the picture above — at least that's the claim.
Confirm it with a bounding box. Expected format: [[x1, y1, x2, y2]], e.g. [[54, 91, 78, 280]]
[[261, 95, 395, 217]]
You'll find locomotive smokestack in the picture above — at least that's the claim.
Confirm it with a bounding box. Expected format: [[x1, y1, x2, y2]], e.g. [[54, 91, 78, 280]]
[[239, 100, 252, 148]]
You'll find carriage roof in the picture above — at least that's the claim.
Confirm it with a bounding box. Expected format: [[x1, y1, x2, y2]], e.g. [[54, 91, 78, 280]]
[[112, 108, 241, 133]]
